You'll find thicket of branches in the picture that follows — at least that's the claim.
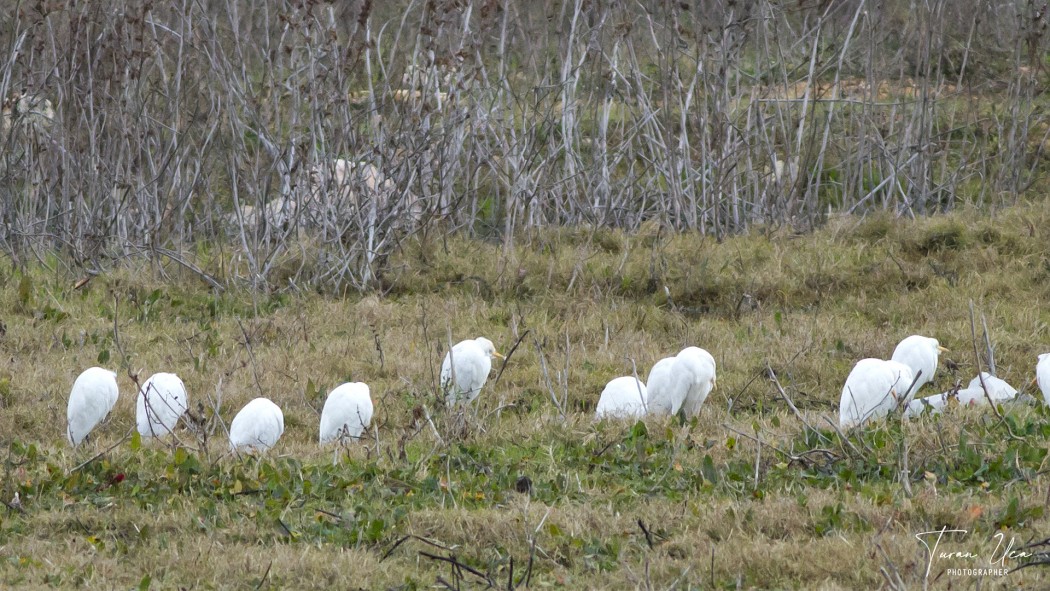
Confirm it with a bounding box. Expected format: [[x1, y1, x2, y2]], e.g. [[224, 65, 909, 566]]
[[1, 0, 1047, 290]]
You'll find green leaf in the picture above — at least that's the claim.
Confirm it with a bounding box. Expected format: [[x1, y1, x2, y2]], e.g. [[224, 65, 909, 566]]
[[97, 349, 110, 364], [365, 518, 385, 542], [130, 430, 142, 451], [628, 420, 648, 440], [138, 573, 152, 590], [701, 454, 719, 485]]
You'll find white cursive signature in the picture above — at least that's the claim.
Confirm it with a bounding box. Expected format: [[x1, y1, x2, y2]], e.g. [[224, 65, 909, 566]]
[[915, 526, 1034, 578]]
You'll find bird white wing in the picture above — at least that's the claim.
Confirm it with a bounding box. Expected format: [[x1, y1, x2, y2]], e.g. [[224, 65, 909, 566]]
[[67, 367, 119, 446], [966, 373, 1017, 402], [136, 373, 188, 437], [644, 357, 678, 416], [904, 392, 951, 418], [320, 382, 374, 443], [595, 377, 647, 420], [1038, 355, 1050, 406], [230, 398, 284, 452], [678, 347, 716, 417], [890, 335, 939, 392], [840, 359, 912, 429], [906, 376, 1018, 419], [442, 341, 491, 404]]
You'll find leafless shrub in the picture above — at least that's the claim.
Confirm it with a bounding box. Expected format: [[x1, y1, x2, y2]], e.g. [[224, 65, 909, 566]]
[[1, 0, 1046, 289]]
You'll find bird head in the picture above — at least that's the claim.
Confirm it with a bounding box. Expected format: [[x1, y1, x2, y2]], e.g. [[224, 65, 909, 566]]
[[476, 337, 505, 360]]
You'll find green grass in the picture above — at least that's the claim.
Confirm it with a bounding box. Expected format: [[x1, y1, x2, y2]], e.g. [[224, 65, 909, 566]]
[[2, 201, 1050, 589]]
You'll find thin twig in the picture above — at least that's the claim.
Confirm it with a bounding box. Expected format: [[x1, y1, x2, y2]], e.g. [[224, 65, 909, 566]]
[[69, 428, 134, 474], [493, 329, 529, 386], [766, 363, 829, 443]]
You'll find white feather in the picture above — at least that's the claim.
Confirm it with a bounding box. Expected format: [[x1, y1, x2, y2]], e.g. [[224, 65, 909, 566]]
[[440, 337, 502, 405], [229, 398, 285, 453], [136, 373, 188, 438], [319, 382, 374, 443], [67, 367, 119, 446], [646, 347, 717, 417], [595, 376, 648, 420], [839, 359, 915, 429]]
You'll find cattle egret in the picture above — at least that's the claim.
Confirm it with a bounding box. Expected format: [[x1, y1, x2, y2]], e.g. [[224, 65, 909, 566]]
[[66, 367, 119, 446], [891, 335, 946, 393], [646, 348, 717, 417], [1037, 354, 1050, 406], [644, 357, 676, 413], [906, 372, 1019, 418], [839, 359, 916, 429], [967, 372, 1018, 403], [136, 373, 188, 438], [319, 382, 374, 443], [595, 376, 648, 420], [441, 337, 505, 405], [229, 398, 285, 453]]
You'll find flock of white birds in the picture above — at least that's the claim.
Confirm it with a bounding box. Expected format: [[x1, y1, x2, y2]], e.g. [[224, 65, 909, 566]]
[[64, 333, 1050, 452], [839, 336, 1050, 429], [65, 337, 503, 452]]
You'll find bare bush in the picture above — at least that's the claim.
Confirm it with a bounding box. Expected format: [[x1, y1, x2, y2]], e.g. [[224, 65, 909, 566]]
[[0, 0, 1046, 289]]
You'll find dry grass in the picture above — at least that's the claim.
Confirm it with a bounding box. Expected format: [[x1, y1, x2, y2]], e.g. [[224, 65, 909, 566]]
[[1, 200, 1050, 589]]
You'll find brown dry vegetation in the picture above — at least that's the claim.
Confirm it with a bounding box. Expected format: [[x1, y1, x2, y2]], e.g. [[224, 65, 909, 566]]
[[1, 201, 1050, 589], [2, 0, 1050, 291]]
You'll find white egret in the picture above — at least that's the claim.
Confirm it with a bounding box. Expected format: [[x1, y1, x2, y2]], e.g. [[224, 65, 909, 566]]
[[905, 372, 1018, 418], [903, 392, 952, 418], [595, 376, 648, 420], [440, 337, 505, 405], [646, 347, 717, 417], [229, 398, 285, 453], [136, 373, 188, 438], [839, 359, 916, 429], [1036, 354, 1050, 406], [644, 357, 676, 414], [890, 335, 947, 393], [66, 367, 119, 446], [968, 372, 1018, 403], [319, 382, 374, 444]]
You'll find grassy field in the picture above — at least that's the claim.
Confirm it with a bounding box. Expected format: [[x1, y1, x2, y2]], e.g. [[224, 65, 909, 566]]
[[2, 201, 1050, 589]]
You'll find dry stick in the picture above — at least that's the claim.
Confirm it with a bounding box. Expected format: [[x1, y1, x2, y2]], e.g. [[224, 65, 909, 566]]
[[898, 413, 913, 498], [419, 551, 494, 587], [253, 560, 272, 591], [721, 423, 839, 467], [69, 428, 134, 474], [152, 246, 225, 292], [492, 328, 529, 386], [726, 368, 765, 416], [380, 534, 455, 562], [766, 364, 829, 443], [637, 519, 655, 550], [753, 437, 762, 490], [981, 312, 996, 377], [236, 318, 265, 397], [967, 300, 1020, 439], [875, 540, 907, 591], [532, 336, 565, 421], [422, 405, 445, 447], [561, 329, 571, 415], [709, 546, 715, 590], [823, 416, 866, 458]]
